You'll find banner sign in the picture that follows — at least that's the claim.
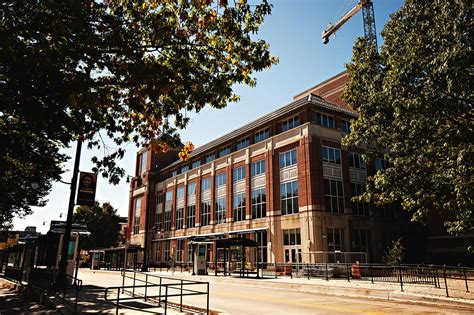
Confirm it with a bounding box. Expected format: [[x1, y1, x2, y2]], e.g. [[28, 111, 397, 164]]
[[76, 172, 97, 206]]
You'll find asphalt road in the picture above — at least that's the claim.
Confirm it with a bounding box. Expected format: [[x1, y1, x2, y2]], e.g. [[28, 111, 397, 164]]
[[78, 269, 472, 314]]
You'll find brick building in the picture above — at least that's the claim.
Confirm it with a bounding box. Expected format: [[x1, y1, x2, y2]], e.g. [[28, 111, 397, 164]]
[[126, 72, 420, 267]]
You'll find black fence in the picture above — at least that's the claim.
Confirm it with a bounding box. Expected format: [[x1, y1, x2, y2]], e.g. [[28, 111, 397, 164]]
[[105, 269, 210, 315], [262, 262, 473, 297]]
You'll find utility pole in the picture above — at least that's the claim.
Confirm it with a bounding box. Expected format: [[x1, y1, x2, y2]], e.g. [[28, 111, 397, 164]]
[[55, 140, 82, 289]]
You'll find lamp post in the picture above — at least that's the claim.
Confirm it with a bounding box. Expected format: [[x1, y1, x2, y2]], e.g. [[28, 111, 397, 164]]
[[54, 140, 82, 289]]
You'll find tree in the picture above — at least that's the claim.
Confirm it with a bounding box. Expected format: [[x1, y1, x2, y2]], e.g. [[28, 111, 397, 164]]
[[0, 0, 277, 224], [382, 238, 405, 265], [73, 202, 121, 250], [343, 0, 473, 234]]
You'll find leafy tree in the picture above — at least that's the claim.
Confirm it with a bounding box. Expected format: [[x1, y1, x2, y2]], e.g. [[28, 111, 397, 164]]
[[382, 238, 404, 265], [343, 0, 473, 234], [73, 202, 121, 250], [0, 0, 277, 224]]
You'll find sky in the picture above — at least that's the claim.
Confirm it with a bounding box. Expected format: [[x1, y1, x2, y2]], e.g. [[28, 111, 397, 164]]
[[13, 0, 404, 233]]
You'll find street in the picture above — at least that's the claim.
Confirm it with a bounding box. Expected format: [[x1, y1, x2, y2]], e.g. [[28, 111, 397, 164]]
[[78, 269, 473, 314]]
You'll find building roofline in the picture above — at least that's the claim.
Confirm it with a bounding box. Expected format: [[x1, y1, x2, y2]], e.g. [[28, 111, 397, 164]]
[[293, 70, 348, 100], [160, 95, 357, 171]]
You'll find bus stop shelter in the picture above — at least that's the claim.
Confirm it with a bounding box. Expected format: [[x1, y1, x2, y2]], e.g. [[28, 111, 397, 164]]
[[212, 237, 261, 278]]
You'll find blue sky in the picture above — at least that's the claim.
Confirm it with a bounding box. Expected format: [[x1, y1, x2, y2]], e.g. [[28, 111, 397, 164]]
[[13, 0, 404, 232]]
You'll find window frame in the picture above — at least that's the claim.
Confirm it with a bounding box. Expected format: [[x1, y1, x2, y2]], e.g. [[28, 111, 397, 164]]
[[280, 180, 299, 215]]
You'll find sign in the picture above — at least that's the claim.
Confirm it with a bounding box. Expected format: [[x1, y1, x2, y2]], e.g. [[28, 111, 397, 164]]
[[76, 172, 97, 206]]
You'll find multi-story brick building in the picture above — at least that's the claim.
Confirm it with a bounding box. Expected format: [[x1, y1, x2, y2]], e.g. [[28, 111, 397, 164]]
[[127, 72, 410, 267]]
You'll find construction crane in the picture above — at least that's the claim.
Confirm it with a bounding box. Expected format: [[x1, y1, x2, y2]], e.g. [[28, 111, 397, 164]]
[[322, 0, 377, 50]]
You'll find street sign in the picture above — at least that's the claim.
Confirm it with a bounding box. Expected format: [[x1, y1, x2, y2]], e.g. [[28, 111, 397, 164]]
[[76, 172, 97, 206]]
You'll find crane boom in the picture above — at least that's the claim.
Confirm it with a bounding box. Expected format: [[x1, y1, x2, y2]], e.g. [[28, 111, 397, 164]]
[[322, 0, 377, 50]]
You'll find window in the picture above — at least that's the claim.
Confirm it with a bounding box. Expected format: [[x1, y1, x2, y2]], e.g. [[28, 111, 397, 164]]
[[280, 180, 298, 215], [187, 244, 193, 263], [322, 146, 341, 165], [279, 149, 297, 169], [176, 187, 185, 200], [251, 188, 266, 219], [233, 166, 246, 182], [255, 230, 268, 264], [201, 200, 211, 226], [133, 197, 141, 234], [181, 165, 189, 173], [315, 112, 335, 128], [187, 182, 196, 196], [215, 197, 226, 224], [191, 160, 201, 169], [251, 160, 265, 177], [219, 146, 231, 157], [348, 152, 366, 170], [379, 204, 396, 218], [327, 227, 344, 251], [164, 240, 171, 260], [201, 177, 211, 191], [236, 137, 250, 150], [282, 116, 300, 132], [187, 205, 195, 228], [325, 179, 344, 213], [254, 128, 269, 143], [233, 192, 246, 222], [353, 229, 372, 253], [175, 207, 183, 230], [164, 191, 173, 231], [176, 240, 184, 262], [351, 183, 369, 216], [171, 170, 177, 177], [375, 158, 389, 171], [215, 173, 226, 187], [139, 151, 148, 175], [205, 153, 216, 163], [155, 194, 163, 231], [341, 120, 351, 133], [283, 229, 301, 245]]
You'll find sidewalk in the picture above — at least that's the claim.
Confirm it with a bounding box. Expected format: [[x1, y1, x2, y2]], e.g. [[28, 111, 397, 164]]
[[0, 284, 56, 315]]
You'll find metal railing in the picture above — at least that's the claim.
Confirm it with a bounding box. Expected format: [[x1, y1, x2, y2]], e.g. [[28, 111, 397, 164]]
[[57, 273, 82, 313], [105, 269, 210, 315], [263, 262, 473, 297]]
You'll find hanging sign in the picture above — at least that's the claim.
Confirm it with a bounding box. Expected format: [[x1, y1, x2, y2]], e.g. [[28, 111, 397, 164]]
[[76, 172, 97, 206]]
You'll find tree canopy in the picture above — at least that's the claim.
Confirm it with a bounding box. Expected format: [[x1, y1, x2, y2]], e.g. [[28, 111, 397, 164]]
[[343, 0, 473, 234], [0, 0, 277, 225], [73, 201, 121, 250]]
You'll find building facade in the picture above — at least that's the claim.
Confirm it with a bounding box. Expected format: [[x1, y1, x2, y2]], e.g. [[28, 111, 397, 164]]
[[127, 72, 410, 266]]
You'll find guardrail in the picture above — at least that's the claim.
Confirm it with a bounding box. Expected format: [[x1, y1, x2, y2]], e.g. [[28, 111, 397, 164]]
[[105, 269, 210, 315]]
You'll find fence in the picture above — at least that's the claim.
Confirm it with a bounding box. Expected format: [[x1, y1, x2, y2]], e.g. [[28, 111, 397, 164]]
[[261, 262, 473, 297], [104, 269, 210, 315]]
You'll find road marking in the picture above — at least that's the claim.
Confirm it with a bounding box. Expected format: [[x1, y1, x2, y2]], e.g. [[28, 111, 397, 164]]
[[214, 290, 386, 314]]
